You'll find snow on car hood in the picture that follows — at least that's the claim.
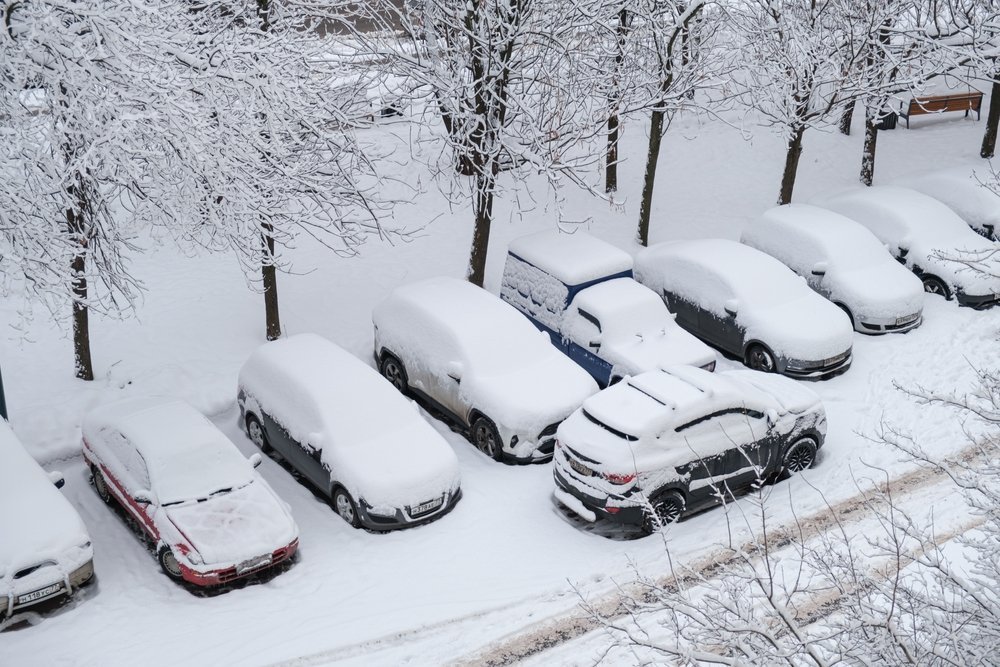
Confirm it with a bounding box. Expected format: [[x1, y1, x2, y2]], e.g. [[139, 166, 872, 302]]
[[466, 352, 597, 439], [164, 478, 297, 567], [601, 324, 715, 377], [741, 294, 853, 362], [332, 416, 460, 509], [828, 261, 924, 321]]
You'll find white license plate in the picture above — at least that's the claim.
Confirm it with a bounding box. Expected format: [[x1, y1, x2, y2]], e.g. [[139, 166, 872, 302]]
[[895, 315, 914, 325], [17, 582, 62, 605], [412, 498, 443, 514], [236, 555, 272, 575], [568, 457, 594, 477]]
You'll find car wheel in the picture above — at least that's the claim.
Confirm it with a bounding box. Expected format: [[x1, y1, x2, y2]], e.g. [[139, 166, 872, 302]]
[[783, 437, 818, 476], [746, 345, 776, 373], [642, 491, 685, 535], [158, 546, 184, 582], [921, 275, 951, 300], [92, 466, 112, 504], [245, 414, 271, 454], [333, 487, 361, 528], [380, 354, 408, 393], [471, 415, 503, 462]]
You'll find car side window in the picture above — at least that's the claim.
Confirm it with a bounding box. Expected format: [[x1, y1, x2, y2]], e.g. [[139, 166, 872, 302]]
[[578, 309, 602, 333], [103, 430, 151, 491]]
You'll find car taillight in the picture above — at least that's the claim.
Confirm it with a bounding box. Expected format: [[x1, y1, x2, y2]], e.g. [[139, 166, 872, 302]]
[[603, 472, 635, 484]]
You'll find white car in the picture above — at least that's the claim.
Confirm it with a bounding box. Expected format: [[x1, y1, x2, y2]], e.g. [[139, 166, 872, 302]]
[[553, 366, 826, 534], [373, 276, 599, 463], [83, 398, 299, 586], [1, 419, 93, 622], [742, 204, 924, 334], [239, 333, 461, 530], [814, 186, 1000, 309], [896, 167, 999, 241], [634, 239, 854, 379]]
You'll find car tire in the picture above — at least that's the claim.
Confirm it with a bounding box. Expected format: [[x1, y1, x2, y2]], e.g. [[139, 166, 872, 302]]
[[641, 491, 685, 535], [92, 466, 112, 504], [921, 275, 951, 300], [158, 546, 185, 582], [245, 414, 272, 454], [380, 354, 408, 393], [471, 415, 503, 462], [782, 437, 818, 476], [746, 344, 776, 373], [333, 487, 361, 528]]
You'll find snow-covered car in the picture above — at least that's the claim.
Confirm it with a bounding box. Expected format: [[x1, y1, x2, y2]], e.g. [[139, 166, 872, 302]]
[[82, 398, 299, 587], [813, 186, 1000, 309], [238, 333, 461, 530], [634, 239, 854, 379], [1, 419, 93, 622], [373, 276, 599, 463], [553, 366, 826, 534], [741, 204, 924, 334], [896, 167, 1000, 241], [500, 231, 717, 386]]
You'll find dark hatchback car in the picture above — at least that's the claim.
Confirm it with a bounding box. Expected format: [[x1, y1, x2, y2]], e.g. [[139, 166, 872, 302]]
[[633, 239, 854, 380], [553, 366, 827, 534]]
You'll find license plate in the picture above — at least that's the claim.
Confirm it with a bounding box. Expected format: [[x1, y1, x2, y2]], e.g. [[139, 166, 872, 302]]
[[412, 497, 444, 514], [568, 457, 594, 477], [236, 555, 272, 575], [895, 315, 915, 325], [17, 582, 62, 605]]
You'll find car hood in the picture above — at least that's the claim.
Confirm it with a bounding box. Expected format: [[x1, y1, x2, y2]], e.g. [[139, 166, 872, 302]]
[[165, 479, 297, 567], [827, 262, 924, 321], [332, 417, 461, 509], [741, 295, 853, 362], [601, 325, 715, 376]]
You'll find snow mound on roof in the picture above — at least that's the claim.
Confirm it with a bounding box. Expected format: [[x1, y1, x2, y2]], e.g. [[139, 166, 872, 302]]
[[896, 167, 1000, 235], [0, 419, 91, 578], [813, 186, 972, 242], [507, 231, 633, 286]]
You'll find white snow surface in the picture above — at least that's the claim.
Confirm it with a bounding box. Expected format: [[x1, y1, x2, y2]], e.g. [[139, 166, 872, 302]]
[[506, 230, 633, 286], [83, 398, 255, 505], [238, 333, 460, 508], [896, 166, 1000, 237], [0, 419, 92, 581], [372, 276, 598, 439], [742, 204, 925, 322], [634, 239, 854, 361], [566, 279, 716, 373]]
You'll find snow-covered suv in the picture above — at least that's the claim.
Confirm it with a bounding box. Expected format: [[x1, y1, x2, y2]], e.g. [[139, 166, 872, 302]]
[[553, 366, 826, 535], [373, 276, 599, 463], [500, 231, 716, 386]]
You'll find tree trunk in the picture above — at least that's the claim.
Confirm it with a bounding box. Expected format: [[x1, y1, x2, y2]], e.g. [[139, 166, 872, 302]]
[[839, 100, 855, 136], [467, 172, 495, 287], [778, 126, 805, 205], [261, 223, 281, 341], [66, 190, 94, 381], [981, 74, 1000, 159], [606, 7, 628, 193], [637, 107, 665, 247], [860, 109, 879, 186]]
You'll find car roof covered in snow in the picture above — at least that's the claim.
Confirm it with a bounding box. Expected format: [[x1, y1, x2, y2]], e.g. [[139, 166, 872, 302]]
[[813, 186, 972, 241], [745, 204, 891, 267], [0, 419, 90, 573], [570, 278, 670, 337], [83, 398, 253, 504], [896, 167, 1000, 231], [507, 231, 633, 286]]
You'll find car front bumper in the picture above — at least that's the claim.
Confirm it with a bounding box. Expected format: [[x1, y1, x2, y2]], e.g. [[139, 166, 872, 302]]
[[781, 350, 852, 380], [3, 558, 94, 620], [179, 539, 298, 587], [857, 313, 922, 335], [553, 467, 645, 527], [956, 291, 1000, 310], [357, 488, 463, 531]]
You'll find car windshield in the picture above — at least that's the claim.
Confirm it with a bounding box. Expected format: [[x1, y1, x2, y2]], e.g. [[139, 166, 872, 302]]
[[154, 444, 254, 506]]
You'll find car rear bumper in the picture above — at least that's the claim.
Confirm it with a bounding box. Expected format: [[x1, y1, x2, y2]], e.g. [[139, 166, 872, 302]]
[[3, 558, 94, 620], [180, 539, 298, 587], [553, 468, 645, 526], [357, 488, 462, 531]]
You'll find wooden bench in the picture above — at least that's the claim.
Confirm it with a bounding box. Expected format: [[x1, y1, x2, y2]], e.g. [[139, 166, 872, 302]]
[[899, 91, 983, 128]]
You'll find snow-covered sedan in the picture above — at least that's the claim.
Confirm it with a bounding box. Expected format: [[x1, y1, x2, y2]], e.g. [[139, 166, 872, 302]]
[[634, 239, 854, 379], [83, 398, 299, 587], [239, 333, 462, 530], [896, 167, 1000, 241], [553, 366, 826, 534], [814, 186, 1000, 309], [373, 277, 599, 463], [742, 204, 924, 334], [1, 419, 94, 622]]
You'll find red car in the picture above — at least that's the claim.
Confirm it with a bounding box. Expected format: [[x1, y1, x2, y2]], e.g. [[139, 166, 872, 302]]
[[83, 398, 299, 587]]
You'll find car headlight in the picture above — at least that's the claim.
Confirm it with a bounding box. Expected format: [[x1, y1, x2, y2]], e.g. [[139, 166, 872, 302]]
[[367, 504, 397, 517]]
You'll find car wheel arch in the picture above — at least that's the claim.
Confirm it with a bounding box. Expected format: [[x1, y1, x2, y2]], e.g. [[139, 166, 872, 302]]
[[744, 341, 778, 371]]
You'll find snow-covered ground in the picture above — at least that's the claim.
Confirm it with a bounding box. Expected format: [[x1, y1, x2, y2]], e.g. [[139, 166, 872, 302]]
[[2, 108, 998, 665]]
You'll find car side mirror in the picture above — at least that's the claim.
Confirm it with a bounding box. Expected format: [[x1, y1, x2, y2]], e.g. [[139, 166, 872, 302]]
[[810, 262, 828, 277], [724, 299, 739, 317], [134, 490, 153, 505], [249, 453, 263, 468], [49, 471, 65, 489], [446, 361, 463, 382], [897, 239, 910, 259], [765, 409, 778, 428]]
